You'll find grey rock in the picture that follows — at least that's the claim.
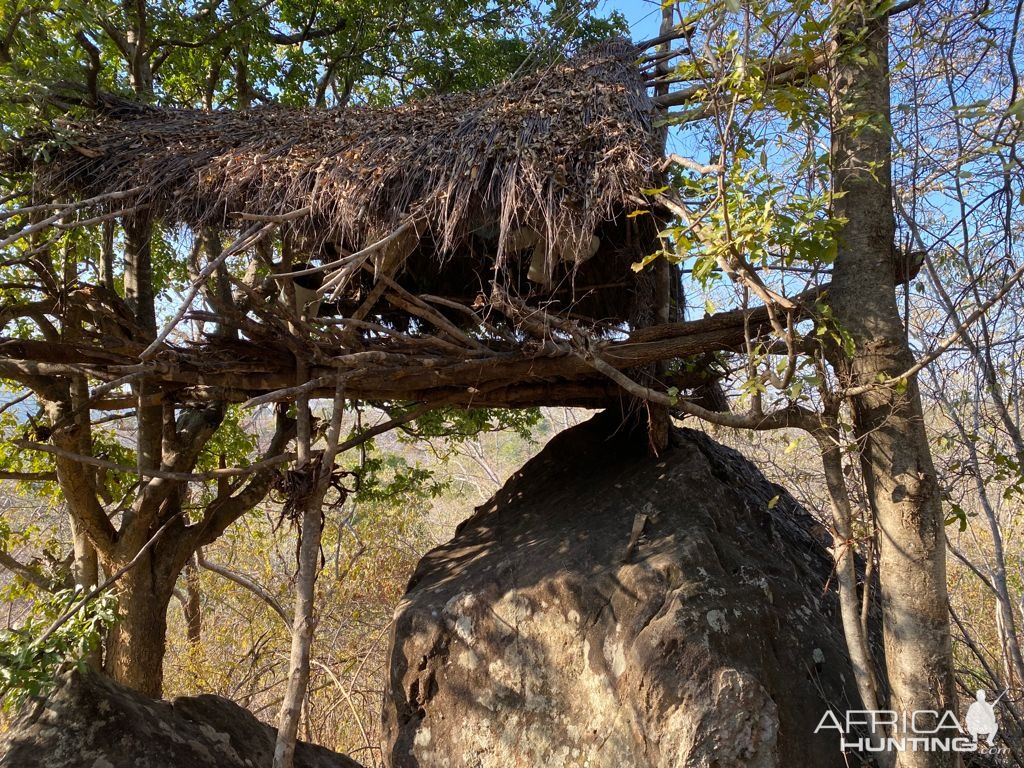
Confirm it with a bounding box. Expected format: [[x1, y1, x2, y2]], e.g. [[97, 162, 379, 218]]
[[383, 411, 875, 767], [0, 668, 362, 768]]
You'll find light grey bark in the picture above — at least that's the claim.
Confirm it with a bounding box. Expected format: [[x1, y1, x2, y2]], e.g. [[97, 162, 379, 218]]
[[816, 425, 888, 759], [828, 2, 957, 765], [273, 323, 347, 767]]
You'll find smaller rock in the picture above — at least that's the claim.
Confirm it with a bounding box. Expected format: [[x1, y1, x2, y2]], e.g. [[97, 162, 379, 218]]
[[0, 668, 362, 768]]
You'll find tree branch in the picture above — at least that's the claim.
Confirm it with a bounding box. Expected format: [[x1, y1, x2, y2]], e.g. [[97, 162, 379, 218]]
[[196, 549, 291, 628], [0, 470, 57, 481], [190, 406, 297, 547], [0, 550, 55, 591], [269, 19, 348, 45]]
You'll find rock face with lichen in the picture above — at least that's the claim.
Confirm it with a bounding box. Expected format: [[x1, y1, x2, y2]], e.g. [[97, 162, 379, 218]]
[[0, 668, 362, 768], [383, 411, 875, 768]]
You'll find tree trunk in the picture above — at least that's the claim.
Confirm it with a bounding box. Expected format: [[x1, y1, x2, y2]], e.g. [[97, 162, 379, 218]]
[[273, 377, 345, 768], [816, 426, 888, 758], [123, 219, 156, 337], [273, 325, 317, 768], [100, 220, 116, 291], [104, 553, 177, 698], [272, 493, 323, 768], [65, 304, 100, 596], [69, 518, 98, 590], [183, 557, 202, 646], [123, 219, 163, 481], [828, 2, 957, 764], [644, 1, 677, 456]]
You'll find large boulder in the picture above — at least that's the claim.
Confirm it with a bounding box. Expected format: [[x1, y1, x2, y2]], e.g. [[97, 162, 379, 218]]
[[383, 411, 874, 767], [0, 667, 362, 768]]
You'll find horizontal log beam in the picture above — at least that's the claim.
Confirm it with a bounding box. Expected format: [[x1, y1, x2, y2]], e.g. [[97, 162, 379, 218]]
[[0, 291, 818, 409]]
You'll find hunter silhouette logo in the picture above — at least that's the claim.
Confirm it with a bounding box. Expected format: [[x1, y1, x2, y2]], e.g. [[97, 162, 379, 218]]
[[965, 689, 1005, 747]]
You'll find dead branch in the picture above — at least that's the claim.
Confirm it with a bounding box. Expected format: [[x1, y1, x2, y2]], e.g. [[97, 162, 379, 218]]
[[197, 548, 291, 628]]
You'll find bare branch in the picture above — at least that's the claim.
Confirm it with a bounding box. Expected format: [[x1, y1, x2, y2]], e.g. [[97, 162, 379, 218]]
[[0, 550, 55, 590], [578, 347, 816, 432], [196, 549, 291, 629], [140, 222, 278, 360], [844, 257, 1024, 397]]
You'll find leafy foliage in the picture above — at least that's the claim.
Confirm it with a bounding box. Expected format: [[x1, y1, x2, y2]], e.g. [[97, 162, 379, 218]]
[[0, 587, 116, 708]]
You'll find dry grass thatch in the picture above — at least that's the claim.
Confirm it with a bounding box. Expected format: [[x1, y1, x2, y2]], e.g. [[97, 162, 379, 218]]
[[11, 39, 659, 280]]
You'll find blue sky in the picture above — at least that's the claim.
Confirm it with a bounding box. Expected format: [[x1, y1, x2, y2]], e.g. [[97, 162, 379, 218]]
[[602, 0, 667, 42], [600, 1, 692, 158]]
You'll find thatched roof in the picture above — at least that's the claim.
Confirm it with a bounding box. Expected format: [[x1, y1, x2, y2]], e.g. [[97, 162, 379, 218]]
[[12, 40, 659, 276]]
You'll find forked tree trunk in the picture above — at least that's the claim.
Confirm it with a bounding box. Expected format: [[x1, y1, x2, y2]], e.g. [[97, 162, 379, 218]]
[[828, 2, 957, 765]]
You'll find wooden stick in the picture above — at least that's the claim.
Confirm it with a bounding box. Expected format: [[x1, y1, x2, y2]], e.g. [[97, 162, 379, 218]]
[[369, 266, 492, 354], [242, 376, 338, 408], [0, 186, 144, 222], [662, 154, 722, 175], [641, 48, 688, 66], [267, 220, 416, 283], [318, 220, 421, 298], [140, 222, 276, 359], [419, 294, 514, 342], [53, 206, 142, 229]]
